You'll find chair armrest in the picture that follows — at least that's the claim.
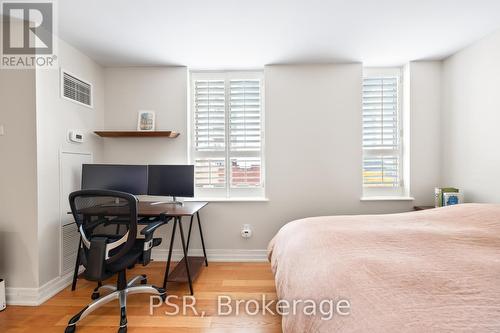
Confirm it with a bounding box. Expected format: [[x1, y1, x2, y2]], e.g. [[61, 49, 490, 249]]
[[140, 220, 165, 236], [140, 219, 167, 266]]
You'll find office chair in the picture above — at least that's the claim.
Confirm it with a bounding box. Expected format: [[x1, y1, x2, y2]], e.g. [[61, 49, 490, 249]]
[[66, 190, 166, 333]]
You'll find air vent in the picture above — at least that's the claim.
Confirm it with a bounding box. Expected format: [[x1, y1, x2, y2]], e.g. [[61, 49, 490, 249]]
[[62, 71, 92, 107], [61, 223, 80, 275]]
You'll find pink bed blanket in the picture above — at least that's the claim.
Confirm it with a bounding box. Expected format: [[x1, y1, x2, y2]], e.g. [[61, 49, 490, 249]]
[[268, 204, 500, 332]]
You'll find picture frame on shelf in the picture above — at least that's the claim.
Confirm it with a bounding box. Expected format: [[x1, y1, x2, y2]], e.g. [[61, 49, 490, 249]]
[[137, 110, 155, 131]]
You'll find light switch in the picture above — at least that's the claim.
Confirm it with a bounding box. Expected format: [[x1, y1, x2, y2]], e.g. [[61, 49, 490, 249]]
[[0, 125, 4, 136]]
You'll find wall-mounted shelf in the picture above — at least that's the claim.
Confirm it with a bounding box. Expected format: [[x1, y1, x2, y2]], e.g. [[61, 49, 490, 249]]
[[94, 131, 179, 138]]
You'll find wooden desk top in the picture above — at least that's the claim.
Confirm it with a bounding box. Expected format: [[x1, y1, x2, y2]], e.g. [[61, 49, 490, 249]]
[[138, 201, 208, 217], [71, 201, 208, 218]]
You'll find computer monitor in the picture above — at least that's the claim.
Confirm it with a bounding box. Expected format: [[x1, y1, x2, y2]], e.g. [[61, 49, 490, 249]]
[[81, 164, 148, 195], [147, 165, 194, 203]]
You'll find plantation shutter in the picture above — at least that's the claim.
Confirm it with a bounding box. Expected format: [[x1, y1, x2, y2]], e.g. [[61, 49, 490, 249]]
[[194, 80, 226, 151], [191, 72, 265, 198], [230, 157, 261, 188], [229, 80, 262, 151], [362, 76, 400, 188], [195, 158, 226, 188]]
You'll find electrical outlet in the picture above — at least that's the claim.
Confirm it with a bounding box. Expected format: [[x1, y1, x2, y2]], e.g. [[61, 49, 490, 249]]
[[241, 224, 252, 239]]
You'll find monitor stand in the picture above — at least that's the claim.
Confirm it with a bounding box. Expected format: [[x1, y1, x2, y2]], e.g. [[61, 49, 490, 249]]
[[150, 196, 183, 206]]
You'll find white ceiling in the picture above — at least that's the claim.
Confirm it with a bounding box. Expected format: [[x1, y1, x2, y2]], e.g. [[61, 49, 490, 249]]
[[58, 0, 500, 68]]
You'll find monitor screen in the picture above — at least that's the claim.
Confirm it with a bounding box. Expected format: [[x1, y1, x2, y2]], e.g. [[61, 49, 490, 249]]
[[148, 165, 194, 197], [81, 164, 148, 195]]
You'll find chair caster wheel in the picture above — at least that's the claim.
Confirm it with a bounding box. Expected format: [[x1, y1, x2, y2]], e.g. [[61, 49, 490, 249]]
[[140, 278, 147, 285], [91, 292, 99, 300], [118, 326, 127, 333], [158, 288, 167, 302], [65, 325, 76, 333]]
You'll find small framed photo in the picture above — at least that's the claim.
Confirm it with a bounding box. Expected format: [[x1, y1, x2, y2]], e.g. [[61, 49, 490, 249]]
[[137, 110, 155, 131]]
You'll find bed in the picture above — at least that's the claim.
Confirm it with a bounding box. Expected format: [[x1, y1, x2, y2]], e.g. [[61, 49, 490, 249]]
[[268, 204, 500, 332]]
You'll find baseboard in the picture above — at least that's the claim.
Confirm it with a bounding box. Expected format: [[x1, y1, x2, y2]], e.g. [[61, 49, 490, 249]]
[[151, 248, 268, 262], [6, 267, 84, 306], [5, 286, 39, 306]]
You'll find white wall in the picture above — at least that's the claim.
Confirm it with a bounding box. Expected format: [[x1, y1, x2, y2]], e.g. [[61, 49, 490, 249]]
[[408, 61, 442, 205], [441, 29, 500, 203], [266, 64, 364, 217], [102, 67, 188, 164], [35, 38, 105, 286], [101, 64, 437, 253], [0, 69, 39, 288]]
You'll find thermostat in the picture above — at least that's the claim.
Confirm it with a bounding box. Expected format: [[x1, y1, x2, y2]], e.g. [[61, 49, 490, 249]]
[[68, 130, 84, 143]]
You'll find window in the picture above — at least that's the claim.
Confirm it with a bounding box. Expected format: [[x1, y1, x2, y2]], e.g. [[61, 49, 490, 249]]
[[190, 71, 265, 199], [362, 68, 406, 197]]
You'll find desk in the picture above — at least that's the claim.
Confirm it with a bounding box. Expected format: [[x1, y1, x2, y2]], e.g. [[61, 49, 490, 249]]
[[71, 201, 208, 295]]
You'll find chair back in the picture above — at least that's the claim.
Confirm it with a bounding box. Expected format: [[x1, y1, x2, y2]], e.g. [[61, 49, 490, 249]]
[[69, 189, 138, 280]]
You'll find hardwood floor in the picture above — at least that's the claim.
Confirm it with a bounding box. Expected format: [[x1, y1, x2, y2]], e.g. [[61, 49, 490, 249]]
[[0, 262, 281, 333]]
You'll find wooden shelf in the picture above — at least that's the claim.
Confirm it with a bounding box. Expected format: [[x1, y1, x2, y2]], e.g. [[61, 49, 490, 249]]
[[94, 131, 179, 138], [168, 256, 206, 283]]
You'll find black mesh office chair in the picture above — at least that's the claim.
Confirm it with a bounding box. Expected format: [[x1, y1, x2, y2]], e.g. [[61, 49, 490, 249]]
[[66, 190, 166, 333]]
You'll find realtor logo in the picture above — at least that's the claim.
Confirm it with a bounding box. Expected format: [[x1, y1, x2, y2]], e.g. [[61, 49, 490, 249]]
[[1, 1, 57, 68]]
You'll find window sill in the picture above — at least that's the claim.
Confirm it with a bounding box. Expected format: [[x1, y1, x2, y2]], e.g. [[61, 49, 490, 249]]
[[360, 196, 415, 202]]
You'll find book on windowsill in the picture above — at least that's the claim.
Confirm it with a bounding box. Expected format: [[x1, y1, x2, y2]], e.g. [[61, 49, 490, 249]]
[[434, 187, 460, 207]]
